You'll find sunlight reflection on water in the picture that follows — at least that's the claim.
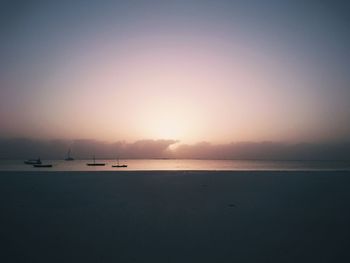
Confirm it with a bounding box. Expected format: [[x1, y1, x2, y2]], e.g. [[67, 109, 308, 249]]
[[0, 159, 350, 171]]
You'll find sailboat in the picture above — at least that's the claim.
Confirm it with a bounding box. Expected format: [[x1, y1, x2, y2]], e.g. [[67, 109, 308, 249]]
[[112, 158, 127, 168], [87, 155, 105, 166], [24, 158, 42, 165], [33, 163, 53, 168], [64, 148, 74, 161]]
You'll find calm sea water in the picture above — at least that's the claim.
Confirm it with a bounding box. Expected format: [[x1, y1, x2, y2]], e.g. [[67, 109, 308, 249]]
[[0, 159, 349, 171]]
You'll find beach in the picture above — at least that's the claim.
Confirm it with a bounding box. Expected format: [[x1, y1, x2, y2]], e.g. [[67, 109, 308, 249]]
[[1, 171, 349, 262]]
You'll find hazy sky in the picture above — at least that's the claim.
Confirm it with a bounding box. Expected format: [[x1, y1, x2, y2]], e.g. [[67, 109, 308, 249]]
[[1, 0, 350, 144]]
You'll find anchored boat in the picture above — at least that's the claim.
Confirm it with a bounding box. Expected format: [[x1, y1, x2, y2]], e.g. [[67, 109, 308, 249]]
[[33, 164, 53, 168], [24, 158, 41, 165], [112, 158, 128, 168], [64, 148, 74, 161], [87, 155, 105, 166]]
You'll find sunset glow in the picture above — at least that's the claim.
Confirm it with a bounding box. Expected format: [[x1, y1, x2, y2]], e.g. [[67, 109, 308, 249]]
[[1, 0, 350, 145]]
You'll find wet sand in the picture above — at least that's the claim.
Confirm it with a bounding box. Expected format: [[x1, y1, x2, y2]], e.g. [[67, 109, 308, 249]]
[[0, 171, 350, 262]]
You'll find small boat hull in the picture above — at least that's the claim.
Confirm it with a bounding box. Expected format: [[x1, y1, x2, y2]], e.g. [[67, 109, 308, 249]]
[[87, 155, 105, 166], [33, 164, 52, 168], [24, 159, 42, 165]]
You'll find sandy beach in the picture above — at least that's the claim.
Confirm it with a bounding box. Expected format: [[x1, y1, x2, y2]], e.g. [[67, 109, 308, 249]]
[[1, 171, 349, 262]]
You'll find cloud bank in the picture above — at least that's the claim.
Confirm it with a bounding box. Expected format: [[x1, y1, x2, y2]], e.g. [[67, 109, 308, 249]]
[[0, 138, 349, 161]]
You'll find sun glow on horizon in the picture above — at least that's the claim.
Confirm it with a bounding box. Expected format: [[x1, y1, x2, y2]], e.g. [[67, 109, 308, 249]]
[[136, 99, 200, 143], [2, 1, 350, 144]]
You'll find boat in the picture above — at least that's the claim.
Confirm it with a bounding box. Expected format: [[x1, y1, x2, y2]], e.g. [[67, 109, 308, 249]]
[[33, 164, 53, 168], [112, 164, 127, 168], [112, 158, 128, 168], [24, 158, 41, 165], [64, 148, 74, 161], [87, 155, 105, 166]]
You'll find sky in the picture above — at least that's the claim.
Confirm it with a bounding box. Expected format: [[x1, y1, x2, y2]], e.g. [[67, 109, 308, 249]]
[[1, 0, 350, 145]]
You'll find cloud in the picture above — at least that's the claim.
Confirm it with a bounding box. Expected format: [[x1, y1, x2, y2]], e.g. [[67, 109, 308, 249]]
[[0, 138, 177, 159], [172, 141, 350, 160], [0, 138, 349, 160]]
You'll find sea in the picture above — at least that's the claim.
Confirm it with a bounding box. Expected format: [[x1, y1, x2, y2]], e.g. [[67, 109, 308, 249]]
[[0, 159, 350, 171]]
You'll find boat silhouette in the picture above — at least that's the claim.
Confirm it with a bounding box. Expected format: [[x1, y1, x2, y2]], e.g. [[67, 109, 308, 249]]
[[87, 155, 105, 166], [33, 164, 53, 168], [64, 148, 74, 161], [24, 158, 41, 165], [112, 158, 127, 168]]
